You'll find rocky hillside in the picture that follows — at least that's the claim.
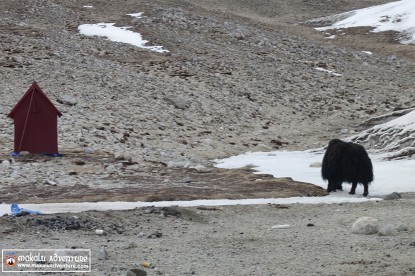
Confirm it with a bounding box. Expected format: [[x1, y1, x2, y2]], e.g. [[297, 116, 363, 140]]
[[1, 0, 415, 166]]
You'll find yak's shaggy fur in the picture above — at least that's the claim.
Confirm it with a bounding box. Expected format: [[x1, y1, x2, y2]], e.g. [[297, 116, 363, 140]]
[[322, 139, 373, 197]]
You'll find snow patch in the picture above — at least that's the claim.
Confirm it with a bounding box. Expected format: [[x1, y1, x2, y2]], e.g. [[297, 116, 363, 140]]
[[78, 13, 168, 53], [311, 0, 415, 44]]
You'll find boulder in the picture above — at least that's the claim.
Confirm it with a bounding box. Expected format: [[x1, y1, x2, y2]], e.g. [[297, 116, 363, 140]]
[[383, 192, 402, 200], [351, 217, 380, 235]]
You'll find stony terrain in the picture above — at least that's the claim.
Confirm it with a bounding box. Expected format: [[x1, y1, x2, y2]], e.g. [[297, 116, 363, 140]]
[[2, 0, 415, 200], [1, 0, 415, 275], [2, 0, 415, 164], [2, 194, 415, 275]]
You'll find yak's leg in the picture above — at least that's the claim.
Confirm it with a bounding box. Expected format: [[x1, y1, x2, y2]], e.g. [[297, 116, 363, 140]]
[[327, 181, 334, 193], [362, 183, 369, 197], [349, 181, 357, 195], [328, 181, 342, 192], [336, 181, 343, 191]]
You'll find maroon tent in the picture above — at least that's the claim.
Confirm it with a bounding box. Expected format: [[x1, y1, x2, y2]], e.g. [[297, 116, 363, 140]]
[[8, 82, 62, 155]]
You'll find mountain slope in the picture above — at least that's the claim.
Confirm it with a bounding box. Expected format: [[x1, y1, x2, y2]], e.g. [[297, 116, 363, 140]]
[[1, 0, 414, 164]]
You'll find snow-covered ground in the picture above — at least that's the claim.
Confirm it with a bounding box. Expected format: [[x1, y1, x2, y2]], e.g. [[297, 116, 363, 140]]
[[349, 109, 415, 159], [314, 0, 415, 44], [78, 12, 168, 52], [215, 150, 415, 197], [214, 104, 415, 208], [0, 193, 381, 217]]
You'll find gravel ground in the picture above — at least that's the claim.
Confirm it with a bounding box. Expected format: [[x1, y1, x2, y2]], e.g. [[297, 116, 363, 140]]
[[1, 0, 415, 275], [2, 0, 415, 163], [2, 194, 415, 275]]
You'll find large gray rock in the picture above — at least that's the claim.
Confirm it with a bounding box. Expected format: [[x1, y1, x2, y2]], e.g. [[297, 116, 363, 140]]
[[351, 217, 380, 235]]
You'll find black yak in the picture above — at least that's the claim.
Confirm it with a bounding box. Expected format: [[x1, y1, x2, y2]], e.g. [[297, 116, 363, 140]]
[[322, 139, 373, 197]]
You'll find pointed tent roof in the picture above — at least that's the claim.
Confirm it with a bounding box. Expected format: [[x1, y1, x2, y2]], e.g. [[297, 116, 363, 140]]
[[8, 81, 62, 118]]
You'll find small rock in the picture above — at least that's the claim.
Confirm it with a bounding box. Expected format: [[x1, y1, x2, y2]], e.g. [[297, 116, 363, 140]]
[[57, 95, 77, 106], [84, 147, 95, 154], [123, 242, 138, 249], [255, 143, 272, 151], [98, 246, 109, 260], [396, 224, 408, 232], [352, 217, 380, 235], [383, 192, 402, 200], [378, 224, 398, 236], [165, 95, 189, 110], [309, 162, 321, 168], [127, 269, 147, 276], [388, 55, 397, 61], [45, 179, 58, 185], [271, 224, 291, 229], [50, 51, 61, 57], [191, 164, 212, 173], [114, 152, 124, 160], [11, 55, 24, 63], [166, 161, 192, 168], [63, 217, 81, 230], [105, 165, 116, 172], [0, 227, 17, 234], [147, 231, 163, 239]]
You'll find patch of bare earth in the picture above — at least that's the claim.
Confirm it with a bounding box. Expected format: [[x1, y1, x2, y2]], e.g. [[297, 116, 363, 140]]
[[0, 151, 326, 204]]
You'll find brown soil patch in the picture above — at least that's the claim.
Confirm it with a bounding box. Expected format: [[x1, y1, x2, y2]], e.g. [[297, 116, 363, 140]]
[[0, 151, 326, 204]]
